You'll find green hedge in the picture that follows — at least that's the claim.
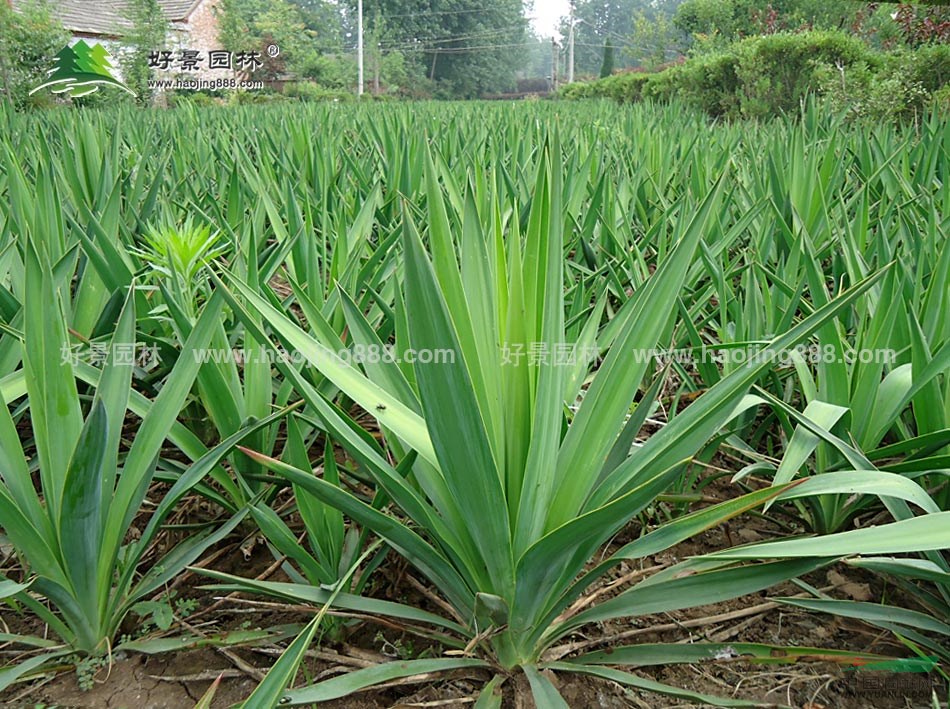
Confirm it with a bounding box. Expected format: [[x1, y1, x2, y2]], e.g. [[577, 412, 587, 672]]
[[645, 51, 742, 117], [896, 43, 950, 95], [560, 73, 651, 102], [730, 31, 875, 118], [561, 30, 949, 121], [816, 43, 950, 121]]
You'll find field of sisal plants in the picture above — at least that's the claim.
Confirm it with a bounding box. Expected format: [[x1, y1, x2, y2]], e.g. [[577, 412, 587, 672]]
[[0, 100, 948, 707]]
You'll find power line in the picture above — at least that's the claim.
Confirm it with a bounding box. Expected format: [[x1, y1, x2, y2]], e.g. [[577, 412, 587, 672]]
[[316, 32, 666, 59], [424, 42, 537, 54], [375, 26, 527, 51], [377, 7, 509, 19]]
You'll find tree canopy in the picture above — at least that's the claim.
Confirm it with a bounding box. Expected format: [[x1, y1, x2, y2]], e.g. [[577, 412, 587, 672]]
[[0, 0, 68, 107], [345, 0, 528, 97]]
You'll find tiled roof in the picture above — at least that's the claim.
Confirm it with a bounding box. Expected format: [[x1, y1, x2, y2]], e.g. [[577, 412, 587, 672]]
[[11, 0, 200, 36], [157, 0, 199, 20]]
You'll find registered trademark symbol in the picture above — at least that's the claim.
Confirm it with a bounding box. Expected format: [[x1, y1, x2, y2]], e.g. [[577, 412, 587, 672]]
[[267, 44, 280, 58]]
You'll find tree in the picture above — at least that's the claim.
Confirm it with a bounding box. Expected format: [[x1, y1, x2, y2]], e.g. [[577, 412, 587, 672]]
[[600, 38, 615, 77], [559, 0, 638, 77], [629, 2, 686, 69], [0, 0, 67, 107], [220, 0, 341, 81], [673, 0, 863, 50], [523, 32, 554, 82], [121, 0, 168, 103], [556, 0, 690, 77], [349, 0, 528, 98]]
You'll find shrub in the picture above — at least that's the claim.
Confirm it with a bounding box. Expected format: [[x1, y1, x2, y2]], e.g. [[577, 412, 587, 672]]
[[172, 91, 222, 108], [603, 73, 651, 102], [558, 82, 591, 99], [816, 43, 950, 122], [284, 81, 354, 103], [934, 84, 950, 112], [560, 72, 651, 103], [299, 53, 355, 90], [563, 29, 950, 123], [226, 89, 288, 106], [731, 31, 875, 118], [644, 50, 741, 116], [898, 42, 950, 95], [0, 0, 68, 109]]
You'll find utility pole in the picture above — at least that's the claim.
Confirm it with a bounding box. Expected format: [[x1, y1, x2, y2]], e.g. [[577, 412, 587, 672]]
[[357, 0, 364, 96], [567, 2, 575, 84], [551, 38, 559, 92]]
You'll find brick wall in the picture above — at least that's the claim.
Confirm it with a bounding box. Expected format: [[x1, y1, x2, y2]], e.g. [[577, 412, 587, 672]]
[[181, 0, 231, 80], [164, 0, 232, 80]]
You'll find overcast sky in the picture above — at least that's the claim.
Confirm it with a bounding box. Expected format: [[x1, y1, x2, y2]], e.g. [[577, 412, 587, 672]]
[[528, 0, 570, 38]]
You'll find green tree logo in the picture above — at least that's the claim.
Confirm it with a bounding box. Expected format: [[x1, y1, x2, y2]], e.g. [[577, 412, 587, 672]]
[[30, 40, 135, 98]]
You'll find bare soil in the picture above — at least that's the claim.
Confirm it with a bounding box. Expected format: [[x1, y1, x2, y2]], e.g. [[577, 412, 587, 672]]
[[2, 479, 946, 709]]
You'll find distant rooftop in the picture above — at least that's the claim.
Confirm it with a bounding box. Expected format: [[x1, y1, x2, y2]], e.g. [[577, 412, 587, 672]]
[[10, 0, 202, 37]]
